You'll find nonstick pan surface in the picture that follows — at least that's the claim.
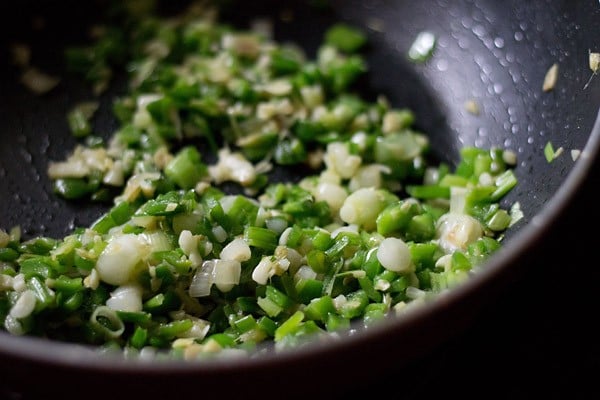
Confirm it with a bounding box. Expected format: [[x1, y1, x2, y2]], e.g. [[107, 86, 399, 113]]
[[1, 0, 599, 399]]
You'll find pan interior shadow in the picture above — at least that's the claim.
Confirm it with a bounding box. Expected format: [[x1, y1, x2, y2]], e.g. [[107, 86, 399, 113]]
[[0, 0, 454, 240]]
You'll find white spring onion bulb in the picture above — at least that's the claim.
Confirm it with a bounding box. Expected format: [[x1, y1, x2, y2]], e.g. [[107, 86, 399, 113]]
[[103, 160, 125, 186], [212, 226, 228, 243], [213, 259, 241, 292], [406, 286, 427, 300], [349, 165, 385, 192], [330, 224, 359, 239], [449, 186, 468, 214], [377, 237, 414, 273], [141, 230, 173, 252], [177, 318, 210, 339], [96, 234, 148, 286], [106, 284, 143, 312], [324, 142, 362, 179], [265, 218, 288, 235], [0, 229, 10, 248], [3, 315, 24, 335], [12, 274, 26, 292], [436, 213, 483, 253], [252, 255, 290, 285], [278, 227, 293, 245], [208, 148, 256, 187], [339, 187, 385, 231], [277, 246, 303, 271], [313, 182, 347, 214], [0, 275, 14, 291], [9, 289, 37, 319], [189, 260, 216, 297], [189, 258, 242, 296], [300, 85, 324, 108], [220, 238, 251, 262], [90, 306, 125, 339], [178, 230, 203, 268], [295, 265, 317, 281]]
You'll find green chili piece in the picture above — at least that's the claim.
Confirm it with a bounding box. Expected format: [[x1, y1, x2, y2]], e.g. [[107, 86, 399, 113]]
[[67, 102, 98, 138], [26, 276, 55, 312], [376, 200, 420, 236], [257, 316, 277, 337], [304, 295, 336, 323], [54, 178, 95, 199], [306, 249, 328, 274], [405, 213, 436, 242], [143, 290, 181, 314], [274, 310, 305, 342], [326, 313, 350, 332], [363, 303, 387, 327], [357, 277, 383, 303], [61, 291, 84, 312], [274, 138, 307, 165], [0, 247, 19, 262], [164, 146, 207, 190], [116, 311, 153, 326], [270, 47, 303, 75], [156, 319, 194, 339], [256, 296, 283, 318], [74, 251, 96, 271], [244, 226, 278, 251], [491, 170, 518, 201], [137, 191, 184, 216], [205, 333, 236, 348], [405, 184, 450, 200], [53, 275, 84, 294], [19, 237, 57, 255], [234, 315, 257, 333], [130, 326, 149, 349], [19, 257, 56, 279], [295, 278, 324, 304], [487, 209, 512, 231], [451, 252, 472, 272], [338, 290, 369, 319]]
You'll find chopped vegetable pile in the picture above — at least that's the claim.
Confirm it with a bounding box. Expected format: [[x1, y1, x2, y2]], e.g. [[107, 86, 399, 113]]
[[0, 0, 519, 361]]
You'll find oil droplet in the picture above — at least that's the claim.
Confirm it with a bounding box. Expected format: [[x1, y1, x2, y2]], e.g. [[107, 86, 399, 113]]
[[436, 59, 449, 71], [514, 31, 524, 41], [472, 24, 486, 38], [457, 37, 470, 49]]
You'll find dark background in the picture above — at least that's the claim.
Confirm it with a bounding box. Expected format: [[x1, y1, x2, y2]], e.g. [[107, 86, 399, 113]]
[[1, 0, 599, 398]]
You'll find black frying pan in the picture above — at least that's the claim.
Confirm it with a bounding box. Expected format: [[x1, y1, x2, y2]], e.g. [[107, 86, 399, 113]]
[[1, 0, 599, 399]]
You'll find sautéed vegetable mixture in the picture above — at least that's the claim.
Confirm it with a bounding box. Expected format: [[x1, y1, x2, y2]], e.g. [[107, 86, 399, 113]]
[[0, 1, 519, 361]]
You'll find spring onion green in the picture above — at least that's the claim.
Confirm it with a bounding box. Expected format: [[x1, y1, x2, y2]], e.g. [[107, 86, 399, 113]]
[[0, 0, 520, 361]]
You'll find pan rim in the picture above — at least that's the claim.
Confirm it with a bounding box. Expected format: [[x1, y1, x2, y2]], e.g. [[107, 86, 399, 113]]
[[1, 0, 600, 379]]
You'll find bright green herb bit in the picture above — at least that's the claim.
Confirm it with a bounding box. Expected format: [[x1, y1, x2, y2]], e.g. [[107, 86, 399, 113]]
[[544, 141, 563, 163], [67, 101, 99, 138], [408, 31, 437, 63], [325, 23, 368, 53]]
